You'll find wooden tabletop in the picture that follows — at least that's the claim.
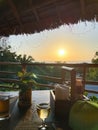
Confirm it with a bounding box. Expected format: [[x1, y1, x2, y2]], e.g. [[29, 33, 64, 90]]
[[0, 90, 62, 130]]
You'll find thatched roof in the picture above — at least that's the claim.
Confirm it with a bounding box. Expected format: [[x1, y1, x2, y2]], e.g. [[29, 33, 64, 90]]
[[0, 0, 98, 36]]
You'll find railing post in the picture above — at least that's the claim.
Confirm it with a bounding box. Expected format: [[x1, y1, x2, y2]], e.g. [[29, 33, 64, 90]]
[[61, 68, 66, 83], [82, 63, 86, 92], [71, 69, 77, 101], [61, 66, 77, 101]]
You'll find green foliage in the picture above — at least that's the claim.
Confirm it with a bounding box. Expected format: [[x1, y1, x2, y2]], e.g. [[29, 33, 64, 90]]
[[0, 83, 15, 91], [0, 44, 20, 78], [84, 91, 98, 103], [89, 96, 98, 103], [16, 71, 37, 92], [87, 51, 98, 81], [0, 45, 17, 62], [87, 68, 98, 81], [83, 91, 88, 97], [16, 54, 34, 63], [92, 58, 98, 64], [92, 51, 98, 64]]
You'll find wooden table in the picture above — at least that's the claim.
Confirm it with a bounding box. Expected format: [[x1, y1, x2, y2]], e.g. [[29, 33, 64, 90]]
[[0, 90, 64, 130]]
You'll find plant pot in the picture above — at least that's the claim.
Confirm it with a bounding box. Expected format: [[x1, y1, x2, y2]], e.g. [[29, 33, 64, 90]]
[[18, 88, 32, 109]]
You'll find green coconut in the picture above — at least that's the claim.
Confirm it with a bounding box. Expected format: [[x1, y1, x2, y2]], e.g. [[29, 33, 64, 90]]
[[69, 100, 98, 130]]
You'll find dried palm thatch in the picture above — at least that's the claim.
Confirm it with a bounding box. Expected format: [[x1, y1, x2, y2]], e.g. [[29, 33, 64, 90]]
[[0, 0, 98, 36]]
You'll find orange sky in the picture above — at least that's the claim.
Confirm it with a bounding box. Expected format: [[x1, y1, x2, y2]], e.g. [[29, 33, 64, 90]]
[[9, 21, 98, 63]]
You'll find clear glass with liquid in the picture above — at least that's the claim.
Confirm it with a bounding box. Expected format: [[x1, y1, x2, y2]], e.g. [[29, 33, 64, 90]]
[[0, 96, 10, 120], [37, 103, 50, 130]]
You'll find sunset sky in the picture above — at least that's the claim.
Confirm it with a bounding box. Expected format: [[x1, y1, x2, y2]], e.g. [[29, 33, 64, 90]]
[[8, 21, 98, 63]]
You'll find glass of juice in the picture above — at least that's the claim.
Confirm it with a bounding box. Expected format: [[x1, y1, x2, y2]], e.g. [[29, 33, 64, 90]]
[[0, 95, 10, 120]]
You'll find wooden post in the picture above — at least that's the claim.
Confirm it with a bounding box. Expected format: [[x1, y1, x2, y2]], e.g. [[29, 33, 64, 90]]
[[71, 69, 77, 101], [82, 63, 86, 93], [61, 67, 66, 83], [61, 66, 77, 101]]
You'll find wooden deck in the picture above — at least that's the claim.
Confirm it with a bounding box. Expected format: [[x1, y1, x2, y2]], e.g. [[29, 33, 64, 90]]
[[0, 90, 69, 130]]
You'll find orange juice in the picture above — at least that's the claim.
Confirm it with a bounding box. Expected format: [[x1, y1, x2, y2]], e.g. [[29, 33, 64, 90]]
[[0, 96, 9, 119]]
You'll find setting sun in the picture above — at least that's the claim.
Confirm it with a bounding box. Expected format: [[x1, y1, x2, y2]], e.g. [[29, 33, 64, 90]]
[[58, 49, 66, 56]]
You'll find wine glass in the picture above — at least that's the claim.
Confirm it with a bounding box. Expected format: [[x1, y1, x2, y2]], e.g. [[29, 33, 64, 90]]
[[37, 103, 50, 130]]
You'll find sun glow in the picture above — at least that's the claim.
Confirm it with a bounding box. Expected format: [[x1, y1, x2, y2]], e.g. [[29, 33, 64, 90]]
[[58, 49, 66, 56]]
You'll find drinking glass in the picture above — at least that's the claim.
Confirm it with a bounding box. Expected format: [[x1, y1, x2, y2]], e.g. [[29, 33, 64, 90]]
[[0, 95, 10, 120], [37, 103, 50, 130]]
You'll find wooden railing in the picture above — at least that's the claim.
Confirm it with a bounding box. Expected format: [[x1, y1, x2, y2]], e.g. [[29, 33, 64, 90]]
[[0, 62, 98, 96]]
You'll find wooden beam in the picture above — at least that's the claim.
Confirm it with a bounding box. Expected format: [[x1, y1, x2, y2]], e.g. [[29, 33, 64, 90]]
[[28, 0, 42, 29], [85, 89, 98, 94], [54, 0, 61, 23], [0, 71, 16, 74], [28, 0, 39, 22], [7, 0, 23, 29], [33, 0, 56, 9], [37, 74, 62, 83], [85, 81, 98, 85], [28, 0, 32, 6], [33, 8, 40, 23], [80, 0, 86, 19], [0, 78, 19, 83], [36, 83, 55, 89]]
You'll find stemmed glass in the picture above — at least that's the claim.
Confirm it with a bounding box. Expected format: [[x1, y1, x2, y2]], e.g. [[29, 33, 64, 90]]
[[37, 103, 50, 130]]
